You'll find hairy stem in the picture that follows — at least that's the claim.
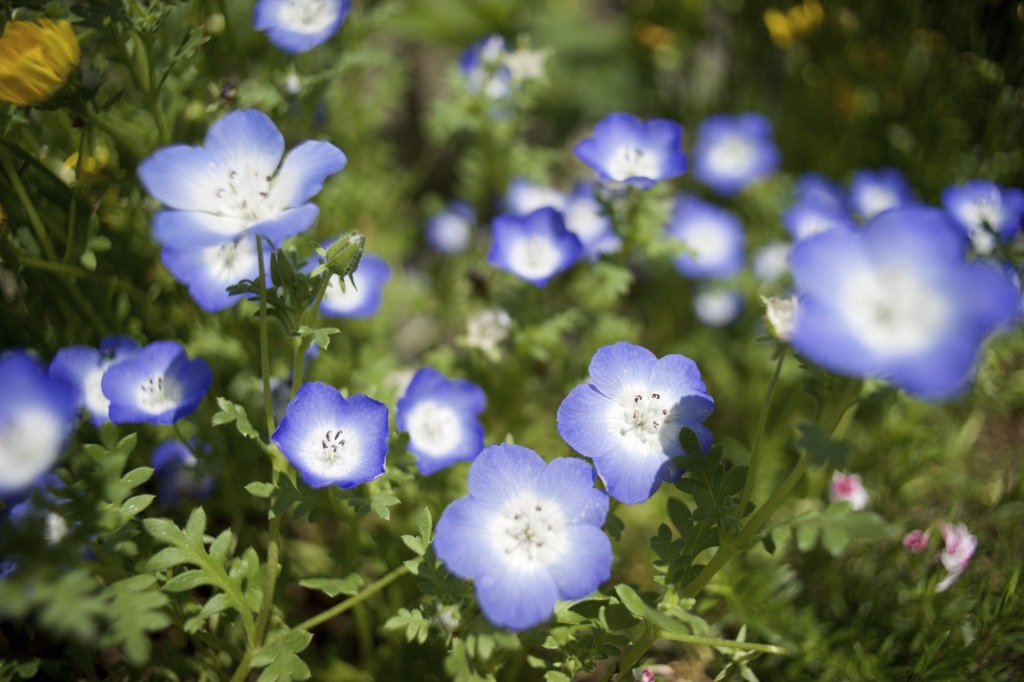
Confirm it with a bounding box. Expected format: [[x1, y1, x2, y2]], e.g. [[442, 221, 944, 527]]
[[738, 347, 788, 516], [293, 563, 412, 633]]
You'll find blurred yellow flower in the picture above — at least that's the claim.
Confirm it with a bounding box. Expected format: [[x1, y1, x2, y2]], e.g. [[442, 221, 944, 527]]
[[0, 19, 80, 106], [764, 0, 824, 48]]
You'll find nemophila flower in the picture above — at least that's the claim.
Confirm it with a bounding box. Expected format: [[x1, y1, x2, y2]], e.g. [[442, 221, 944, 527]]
[[795, 172, 846, 211], [139, 109, 346, 249], [505, 178, 566, 215], [0, 19, 79, 107], [829, 471, 869, 510], [397, 368, 486, 475], [694, 288, 743, 327], [752, 241, 791, 282], [903, 529, 930, 554], [272, 382, 388, 488], [848, 167, 916, 220], [574, 113, 687, 189], [564, 183, 621, 260], [433, 444, 611, 630], [788, 207, 1017, 400], [557, 342, 714, 504], [936, 522, 977, 592], [102, 341, 213, 425], [317, 253, 391, 318], [6, 474, 70, 546], [161, 236, 271, 312], [764, 296, 798, 342], [488, 207, 583, 287], [665, 195, 746, 280], [254, 0, 350, 54], [49, 336, 141, 426], [692, 113, 779, 196], [941, 180, 1024, 254], [152, 439, 214, 504], [0, 352, 77, 497], [460, 34, 512, 100], [426, 201, 475, 255], [463, 308, 512, 362], [783, 197, 857, 241]]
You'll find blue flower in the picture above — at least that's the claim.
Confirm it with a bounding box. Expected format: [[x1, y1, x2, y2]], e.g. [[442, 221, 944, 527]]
[[692, 113, 779, 196], [665, 195, 746, 280], [162, 236, 271, 312], [789, 207, 1018, 400], [557, 342, 714, 504], [0, 352, 77, 497], [488, 207, 583, 287], [254, 0, 350, 54], [271, 382, 388, 488], [694, 288, 744, 327], [504, 178, 566, 215], [941, 180, 1024, 254], [101, 341, 213, 425], [49, 336, 140, 426], [574, 113, 687, 189], [397, 368, 486, 475], [426, 201, 475, 255], [752, 241, 791, 283], [794, 172, 846, 210], [433, 444, 611, 630], [152, 439, 214, 504], [460, 34, 513, 100], [563, 182, 621, 260], [317, 253, 391, 318], [848, 167, 916, 220], [139, 109, 346, 249], [783, 196, 857, 241]]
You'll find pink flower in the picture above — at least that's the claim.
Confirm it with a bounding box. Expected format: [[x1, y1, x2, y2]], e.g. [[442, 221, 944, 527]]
[[936, 522, 977, 592], [902, 529, 930, 553], [632, 668, 656, 682], [829, 471, 869, 511]]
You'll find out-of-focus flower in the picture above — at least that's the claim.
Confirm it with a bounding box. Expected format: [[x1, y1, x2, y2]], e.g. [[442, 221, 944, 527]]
[[574, 113, 687, 190], [152, 439, 214, 504], [102, 341, 213, 425], [504, 178, 566, 216], [936, 522, 977, 592], [557, 342, 714, 504], [829, 471, 869, 510], [488, 208, 583, 287], [848, 168, 916, 221], [764, 0, 825, 48], [665, 195, 746, 280], [784, 197, 857, 241], [794, 173, 846, 211], [161, 236, 271, 313], [504, 46, 550, 83], [433, 444, 611, 630], [0, 352, 77, 497], [753, 241, 791, 283], [692, 113, 779, 196], [397, 368, 487, 475], [0, 19, 79, 107], [317, 253, 391, 319], [49, 337, 141, 426], [272, 382, 388, 488], [788, 207, 1017, 400], [460, 34, 512, 100], [254, 0, 350, 54], [902, 529, 930, 553], [695, 288, 743, 327], [941, 180, 1024, 255], [139, 109, 346, 249], [564, 182, 621, 260], [426, 201, 475, 255], [463, 308, 512, 361], [764, 296, 798, 341]]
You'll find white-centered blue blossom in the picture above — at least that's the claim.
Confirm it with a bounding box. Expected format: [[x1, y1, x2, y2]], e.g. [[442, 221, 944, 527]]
[[941, 179, 1024, 254], [574, 113, 687, 190], [433, 444, 611, 630], [254, 0, 350, 54], [692, 113, 779, 196], [396, 368, 487, 475], [557, 342, 714, 504], [0, 352, 77, 498], [665, 195, 746, 280], [789, 207, 1018, 400], [783, 196, 857, 241], [563, 182, 621, 260], [752, 241, 791, 283], [848, 167, 916, 220], [272, 382, 388, 488], [49, 336, 140, 426], [794, 172, 846, 211], [161, 236, 270, 312], [101, 341, 213, 425], [317, 253, 391, 318], [488, 207, 583, 287], [460, 34, 513, 100], [426, 201, 475, 255], [694, 288, 744, 327], [138, 109, 346, 249], [504, 178, 567, 215], [152, 439, 214, 504]]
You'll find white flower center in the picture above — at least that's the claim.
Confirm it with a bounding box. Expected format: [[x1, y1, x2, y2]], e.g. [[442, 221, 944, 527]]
[[139, 374, 181, 413], [319, 428, 346, 465], [510, 235, 562, 279], [207, 238, 256, 280], [565, 198, 606, 242], [84, 366, 108, 415], [0, 408, 65, 493], [406, 401, 461, 456], [491, 496, 566, 567], [212, 163, 274, 221], [843, 267, 950, 355], [708, 135, 755, 176], [679, 220, 732, 266], [44, 512, 69, 546], [858, 186, 898, 219], [619, 392, 670, 445], [280, 0, 337, 32], [960, 197, 1004, 254], [607, 145, 660, 182]]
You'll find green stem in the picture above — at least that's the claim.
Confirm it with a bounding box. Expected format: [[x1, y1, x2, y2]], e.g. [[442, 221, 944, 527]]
[[227, 648, 252, 682], [64, 124, 89, 262], [1, 148, 58, 261], [85, 105, 146, 162], [608, 628, 656, 682], [256, 236, 276, 435], [293, 563, 412, 632], [738, 347, 787, 516], [19, 256, 152, 306], [653, 631, 791, 655], [291, 275, 330, 399], [253, 497, 282, 645]]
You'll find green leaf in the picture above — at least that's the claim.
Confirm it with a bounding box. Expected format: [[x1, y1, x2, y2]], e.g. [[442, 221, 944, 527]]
[[246, 482, 275, 498], [143, 517, 184, 545], [253, 630, 313, 681], [121, 494, 155, 520], [120, 466, 155, 490], [295, 325, 340, 350], [298, 574, 365, 598], [212, 397, 260, 440], [794, 423, 851, 469], [384, 607, 432, 644], [162, 570, 214, 592], [184, 507, 207, 546]]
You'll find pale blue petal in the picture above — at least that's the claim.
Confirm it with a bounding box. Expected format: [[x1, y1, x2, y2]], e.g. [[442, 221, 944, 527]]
[[476, 563, 560, 631], [545, 525, 611, 600], [138, 145, 227, 212], [203, 109, 284, 181], [152, 210, 248, 249], [467, 444, 545, 510], [269, 140, 347, 209]]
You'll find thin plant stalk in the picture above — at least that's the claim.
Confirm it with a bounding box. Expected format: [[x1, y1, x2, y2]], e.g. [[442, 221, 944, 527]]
[[738, 347, 788, 516]]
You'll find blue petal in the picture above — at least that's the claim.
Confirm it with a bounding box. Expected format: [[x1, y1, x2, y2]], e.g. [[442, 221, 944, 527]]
[[269, 141, 347, 209], [138, 145, 227, 212], [591, 441, 680, 504], [255, 0, 350, 54], [48, 345, 100, 412], [248, 204, 321, 244], [433, 496, 495, 578], [653, 354, 714, 422], [161, 237, 264, 312], [535, 457, 608, 527], [203, 110, 284, 181], [467, 444, 546, 510], [587, 341, 657, 400], [152, 210, 248, 249], [545, 524, 612, 600], [318, 254, 391, 318], [475, 562, 560, 630], [103, 342, 212, 425], [557, 385, 621, 462], [863, 207, 966, 271]]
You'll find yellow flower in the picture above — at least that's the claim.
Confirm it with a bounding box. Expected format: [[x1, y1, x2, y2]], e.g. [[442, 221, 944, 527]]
[[764, 0, 824, 48], [0, 19, 80, 107]]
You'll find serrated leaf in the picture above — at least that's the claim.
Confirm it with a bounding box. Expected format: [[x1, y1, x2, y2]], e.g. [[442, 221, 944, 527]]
[[252, 630, 314, 668], [212, 397, 260, 440], [417, 507, 433, 544], [147, 546, 189, 572], [295, 326, 340, 350], [185, 507, 207, 545], [162, 569, 214, 592], [121, 494, 155, 519], [144, 517, 184, 545], [208, 529, 233, 562], [299, 574, 364, 598], [402, 534, 426, 556]]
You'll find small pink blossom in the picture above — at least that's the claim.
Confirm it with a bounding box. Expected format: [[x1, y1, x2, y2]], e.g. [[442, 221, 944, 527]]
[[829, 471, 869, 511], [902, 529, 930, 553], [632, 668, 656, 682], [936, 522, 977, 592]]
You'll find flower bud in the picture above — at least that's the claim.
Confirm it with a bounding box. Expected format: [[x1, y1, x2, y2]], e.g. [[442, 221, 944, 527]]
[[0, 19, 80, 107], [764, 295, 797, 341]]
